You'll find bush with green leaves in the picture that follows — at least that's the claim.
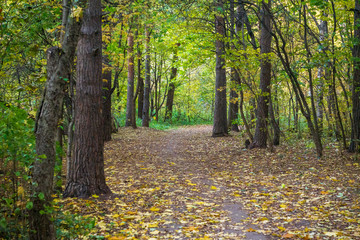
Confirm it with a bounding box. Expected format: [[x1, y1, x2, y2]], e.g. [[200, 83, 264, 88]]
[[0, 102, 36, 239]]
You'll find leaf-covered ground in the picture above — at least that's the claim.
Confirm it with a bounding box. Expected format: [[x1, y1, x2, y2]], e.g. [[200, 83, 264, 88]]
[[60, 125, 360, 239]]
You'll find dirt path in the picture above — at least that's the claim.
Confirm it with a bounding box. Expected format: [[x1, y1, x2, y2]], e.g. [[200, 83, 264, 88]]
[[62, 125, 360, 239], [103, 126, 268, 239]]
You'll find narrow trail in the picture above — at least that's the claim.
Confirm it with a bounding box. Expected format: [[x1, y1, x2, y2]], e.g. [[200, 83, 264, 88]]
[[104, 125, 268, 239]]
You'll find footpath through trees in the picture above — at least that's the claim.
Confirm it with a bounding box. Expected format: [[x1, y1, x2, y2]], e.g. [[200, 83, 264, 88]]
[[59, 126, 360, 239]]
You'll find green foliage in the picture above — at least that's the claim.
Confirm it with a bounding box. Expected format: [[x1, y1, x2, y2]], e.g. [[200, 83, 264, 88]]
[[55, 211, 96, 239], [0, 102, 36, 239]]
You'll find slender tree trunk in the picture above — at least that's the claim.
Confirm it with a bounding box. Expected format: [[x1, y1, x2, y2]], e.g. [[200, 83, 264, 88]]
[[252, 0, 272, 148], [228, 0, 239, 132], [303, 4, 321, 148], [350, 0, 360, 152], [142, 26, 151, 127], [125, 29, 136, 128], [238, 73, 253, 142], [29, 4, 82, 237], [315, 14, 328, 135], [103, 53, 112, 141], [137, 46, 144, 119], [271, 1, 323, 157], [165, 43, 180, 121], [212, 0, 227, 137], [63, 0, 111, 198]]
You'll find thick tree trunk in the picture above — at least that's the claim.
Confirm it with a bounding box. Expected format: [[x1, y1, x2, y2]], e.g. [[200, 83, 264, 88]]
[[125, 29, 136, 128], [350, 0, 360, 152], [103, 54, 112, 141], [142, 26, 151, 127], [212, 0, 227, 137], [252, 0, 272, 148], [29, 5, 82, 237], [63, 0, 111, 198]]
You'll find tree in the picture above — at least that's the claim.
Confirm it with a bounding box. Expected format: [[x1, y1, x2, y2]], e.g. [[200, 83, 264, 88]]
[[228, 0, 239, 132], [125, 28, 137, 128], [29, 2, 83, 238], [142, 26, 151, 127], [103, 53, 112, 141], [350, 0, 360, 152], [212, 0, 227, 137], [251, 0, 272, 148], [165, 43, 180, 121], [63, 0, 111, 198]]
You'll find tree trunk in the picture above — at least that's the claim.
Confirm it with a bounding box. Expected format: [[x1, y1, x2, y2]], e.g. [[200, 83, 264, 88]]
[[103, 54, 112, 141], [165, 43, 180, 121], [142, 26, 151, 127], [125, 29, 136, 128], [350, 0, 360, 152], [228, 0, 239, 132], [137, 48, 144, 119], [29, 4, 82, 237], [228, 68, 239, 132], [252, 0, 272, 148], [271, 1, 323, 157], [63, 0, 111, 198], [212, 0, 227, 137], [315, 14, 328, 135]]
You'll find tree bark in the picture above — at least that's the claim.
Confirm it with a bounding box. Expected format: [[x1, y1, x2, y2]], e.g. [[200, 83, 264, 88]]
[[165, 43, 180, 121], [350, 0, 360, 152], [29, 3, 82, 237], [252, 0, 272, 148], [228, 0, 239, 132], [125, 29, 136, 128], [212, 0, 227, 137], [137, 47, 144, 119], [103, 53, 112, 141], [142, 26, 151, 127], [63, 0, 111, 198]]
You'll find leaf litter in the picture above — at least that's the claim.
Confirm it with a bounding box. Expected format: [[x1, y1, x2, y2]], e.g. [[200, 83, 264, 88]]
[[59, 125, 360, 239]]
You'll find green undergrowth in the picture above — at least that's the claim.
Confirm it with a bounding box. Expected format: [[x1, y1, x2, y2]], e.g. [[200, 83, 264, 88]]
[[0, 103, 96, 239], [114, 110, 212, 131]]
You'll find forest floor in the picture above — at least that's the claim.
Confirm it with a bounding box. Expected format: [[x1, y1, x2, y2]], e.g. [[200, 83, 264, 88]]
[[60, 125, 360, 239]]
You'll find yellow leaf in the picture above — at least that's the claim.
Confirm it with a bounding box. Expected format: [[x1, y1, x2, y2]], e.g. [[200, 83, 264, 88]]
[[92, 194, 99, 198], [150, 207, 160, 212], [280, 204, 287, 209], [278, 226, 286, 231], [148, 223, 158, 228], [211, 186, 217, 190]]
